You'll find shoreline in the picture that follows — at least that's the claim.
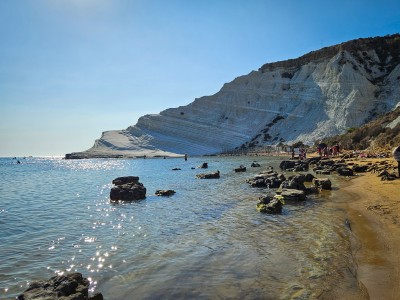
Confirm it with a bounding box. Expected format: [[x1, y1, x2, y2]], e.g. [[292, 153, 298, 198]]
[[339, 161, 400, 299]]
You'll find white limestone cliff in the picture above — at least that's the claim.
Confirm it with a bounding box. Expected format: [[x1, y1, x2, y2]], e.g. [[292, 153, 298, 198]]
[[66, 35, 400, 158]]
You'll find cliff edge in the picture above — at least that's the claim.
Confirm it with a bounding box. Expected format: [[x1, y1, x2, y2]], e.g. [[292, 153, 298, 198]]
[[66, 34, 400, 159]]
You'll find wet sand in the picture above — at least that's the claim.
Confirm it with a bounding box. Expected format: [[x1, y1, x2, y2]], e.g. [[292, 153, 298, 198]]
[[340, 159, 400, 299]]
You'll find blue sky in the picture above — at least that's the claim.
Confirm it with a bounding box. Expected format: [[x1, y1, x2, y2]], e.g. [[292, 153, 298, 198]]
[[0, 0, 399, 156]]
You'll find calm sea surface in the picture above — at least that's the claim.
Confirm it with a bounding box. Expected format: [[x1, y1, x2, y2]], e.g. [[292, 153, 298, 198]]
[[0, 156, 366, 299]]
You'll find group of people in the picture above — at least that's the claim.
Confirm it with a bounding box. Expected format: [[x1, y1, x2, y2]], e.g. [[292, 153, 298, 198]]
[[317, 142, 340, 158]]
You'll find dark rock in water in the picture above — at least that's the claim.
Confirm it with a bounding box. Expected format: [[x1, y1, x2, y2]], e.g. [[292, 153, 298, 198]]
[[381, 173, 397, 181], [304, 173, 315, 182], [280, 160, 309, 171], [196, 171, 220, 179], [313, 178, 332, 190], [307, 157, 321, 165], [256, 195, 283, 214], [199, 162, 208, 169], [305, 186, 319, 194], [336, 167, 354, 176], [279, 174, 306, 191], [246, 172, 286, 188], [257, 194, 273, 205], [318, 159, 335, 167], [17, 273, 103, 300], [279, 160, 296, 170], [251, 162, 261, 167], [352, 165, 369, 173], [155, 190, 176, 196], [316, 170, 331, 175], [172, 168, 181, 171], [277, 188, 306, 202], [110, 176, 146, 202], [265, 177, 283, 188], [112, 176, 139, 185], [234, 165, 246, 172]]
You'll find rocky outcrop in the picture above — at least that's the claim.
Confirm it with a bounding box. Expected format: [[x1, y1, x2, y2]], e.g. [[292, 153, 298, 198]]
[[17, 273, 103, 300], [66, 35, 400, 159], [110, 176, 146, 202]]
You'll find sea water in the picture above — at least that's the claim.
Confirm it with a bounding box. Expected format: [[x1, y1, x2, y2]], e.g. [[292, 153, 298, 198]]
[[0, 156, 366, 299]]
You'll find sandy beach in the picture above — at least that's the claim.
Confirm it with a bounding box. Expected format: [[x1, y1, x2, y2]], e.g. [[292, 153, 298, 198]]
[[338, 158, 400, 299]]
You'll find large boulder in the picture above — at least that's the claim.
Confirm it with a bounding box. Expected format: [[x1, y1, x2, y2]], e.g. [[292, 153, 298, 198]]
[[110, 176, 146, 202], [277, 189, 306, 202], [246, 172, 286, 188], [304, 173, 316, 182], [17, 273, 103, 300], [336, 167, 354, 176], [256, 195, 283, 214], [352, 165, 369, 173], [112, 176, 139, 185], [279, 174, 307, 191], [280, 160, 309, 172], [312, 178, 332, 190]]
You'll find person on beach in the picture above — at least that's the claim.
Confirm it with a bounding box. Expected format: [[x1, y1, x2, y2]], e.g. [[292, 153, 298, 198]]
[[393, 146, 400, 177]]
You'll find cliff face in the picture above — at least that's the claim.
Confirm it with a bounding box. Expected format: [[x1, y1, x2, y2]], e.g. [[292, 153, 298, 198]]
[[67, 34, 400, 158]]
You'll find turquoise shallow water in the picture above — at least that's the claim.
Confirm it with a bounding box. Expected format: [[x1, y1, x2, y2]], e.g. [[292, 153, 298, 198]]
[[0, 156, 365, 299]]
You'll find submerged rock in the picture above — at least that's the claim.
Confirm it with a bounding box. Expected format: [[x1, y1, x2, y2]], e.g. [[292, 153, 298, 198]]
[[155, 190, 176, 196], [234, 165, 246, 172], [251, 162, 261, 167], [17, 273, 103, 300], [199, 162, 208, 169], [256, 195, 283, 214], [313, 178, 332, 190], [110, 176, 146, 202], [196, 171, 220, 179]]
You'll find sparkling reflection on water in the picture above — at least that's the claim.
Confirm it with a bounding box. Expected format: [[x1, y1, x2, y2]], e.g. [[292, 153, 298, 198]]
[[0, 157, 364, 299]]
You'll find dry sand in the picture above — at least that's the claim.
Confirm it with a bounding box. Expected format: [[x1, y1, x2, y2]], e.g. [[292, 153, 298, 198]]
[[339, 158, 400, 299]]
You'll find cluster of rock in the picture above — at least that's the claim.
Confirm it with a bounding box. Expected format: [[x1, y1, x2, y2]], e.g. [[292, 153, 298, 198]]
[[248, 165, 332, 214], [17, 273, 103, 300], [279, 160, 310, 172], [246, 168, 286, 188], [110, 176, 146, 202], [252, 153, 400, 214], [278, 158, 373, 177]]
